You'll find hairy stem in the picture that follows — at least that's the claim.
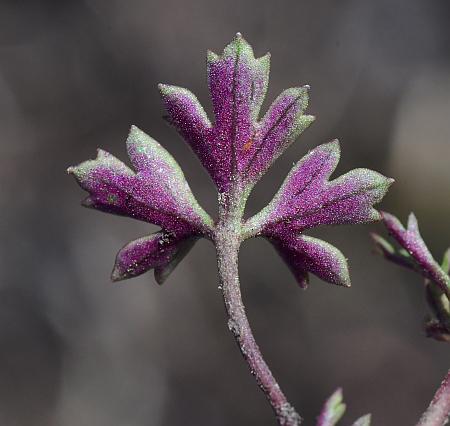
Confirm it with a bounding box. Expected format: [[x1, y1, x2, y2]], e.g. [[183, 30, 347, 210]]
[[417, 370, 450, 426], [214, 186, 301, 426]]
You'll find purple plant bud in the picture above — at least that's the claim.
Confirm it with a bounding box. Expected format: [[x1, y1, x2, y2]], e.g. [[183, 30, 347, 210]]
[[381, 212, 450, 297], [207, 34, 270, 189], [269, 234, 350, 288], [68, 126, 213, 235], [316, 388, 346, 426], [243, 141, 391, 286], [111, 231, 196, 283]]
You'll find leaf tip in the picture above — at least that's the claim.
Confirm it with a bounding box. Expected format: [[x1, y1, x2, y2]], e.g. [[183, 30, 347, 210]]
[[111, 266, 125, 283], [81, 196, 94, 208], [407, 212, 419, 232], [154, 268, 167, 286]]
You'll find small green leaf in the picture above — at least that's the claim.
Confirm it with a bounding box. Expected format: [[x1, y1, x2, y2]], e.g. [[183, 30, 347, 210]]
[[351, 414, 371, 426]]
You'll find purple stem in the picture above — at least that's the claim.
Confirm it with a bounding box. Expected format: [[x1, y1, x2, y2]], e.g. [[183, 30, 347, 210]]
[[417, 370, 450, 426], [214, 185, 301, 426]]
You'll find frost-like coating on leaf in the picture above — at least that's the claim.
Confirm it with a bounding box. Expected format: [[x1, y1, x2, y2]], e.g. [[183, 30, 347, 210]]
[[270, 234, 350, 288], [244, 87, 314, 182], [244, 141, 392, 286], [316, 388, 346, 426], [69, 126, 212, 235], [69, 126, 213, 282], [111, 231, 196, 283], [263, 142, 391, 232], [69, 34, 394, 425], [160, 33, 314, 192], [70, 33, 392, 289]]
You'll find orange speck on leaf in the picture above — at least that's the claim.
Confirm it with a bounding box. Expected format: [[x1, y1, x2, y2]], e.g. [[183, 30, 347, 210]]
[[243, 139, 254, 152]]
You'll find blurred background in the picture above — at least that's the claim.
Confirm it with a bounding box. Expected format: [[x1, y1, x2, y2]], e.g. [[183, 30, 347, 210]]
[[1, 0, 449, 425]]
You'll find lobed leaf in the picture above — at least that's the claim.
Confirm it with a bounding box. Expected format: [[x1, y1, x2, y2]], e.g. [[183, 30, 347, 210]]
[[69, 126, 213, 234], [111, 231, 197, 282], [269, 234, 350, 288], [247, 141, 393, 236]]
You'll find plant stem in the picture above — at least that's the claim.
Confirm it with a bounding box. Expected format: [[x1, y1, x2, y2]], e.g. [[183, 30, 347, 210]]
[[417, 370, 450, 426], [214, 187, 301, 426]]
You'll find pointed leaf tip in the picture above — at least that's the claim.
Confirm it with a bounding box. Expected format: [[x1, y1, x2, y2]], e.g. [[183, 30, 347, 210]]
[[112, 232, 197, 282], [370, 233, 395, 256], [407, 212, 419, 232], [111, 266, 125, 282], [352, 414, 371, 426], [317, 388, 346, 426], [270, 235, 351, 288]]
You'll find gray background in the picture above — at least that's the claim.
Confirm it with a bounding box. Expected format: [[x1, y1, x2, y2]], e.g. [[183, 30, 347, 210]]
[[0, 0, 449, 425]]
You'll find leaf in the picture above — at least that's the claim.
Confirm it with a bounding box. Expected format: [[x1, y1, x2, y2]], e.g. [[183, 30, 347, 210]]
[[316, 388, 346, 426], [159, 84, 214, 182], [242, 87, 314, 182], [248, 141, 393, 235], [207, 33, 271, 190], [269, 234, 350, 288], [111, 231, 196, 282], [69, 126, 213, 234], [242, 140, 392, 288]]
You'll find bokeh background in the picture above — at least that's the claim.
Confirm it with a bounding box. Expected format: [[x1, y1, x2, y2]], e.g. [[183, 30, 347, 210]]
[[1, 0, 449, 425]]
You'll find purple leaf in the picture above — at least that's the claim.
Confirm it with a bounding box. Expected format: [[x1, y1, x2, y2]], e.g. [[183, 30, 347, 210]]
[[242, 87, 314, 182], [111, 231, 196, 282], [269, 234, 350, 288], [316, 388, 346, 426], [242, 140, 392, 287], [207, 33, 270, 189], [246, 141, 393, 238], [159, 84, 215, 180], [68, 126, 213, 235], [160, 33, 314, 192]]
